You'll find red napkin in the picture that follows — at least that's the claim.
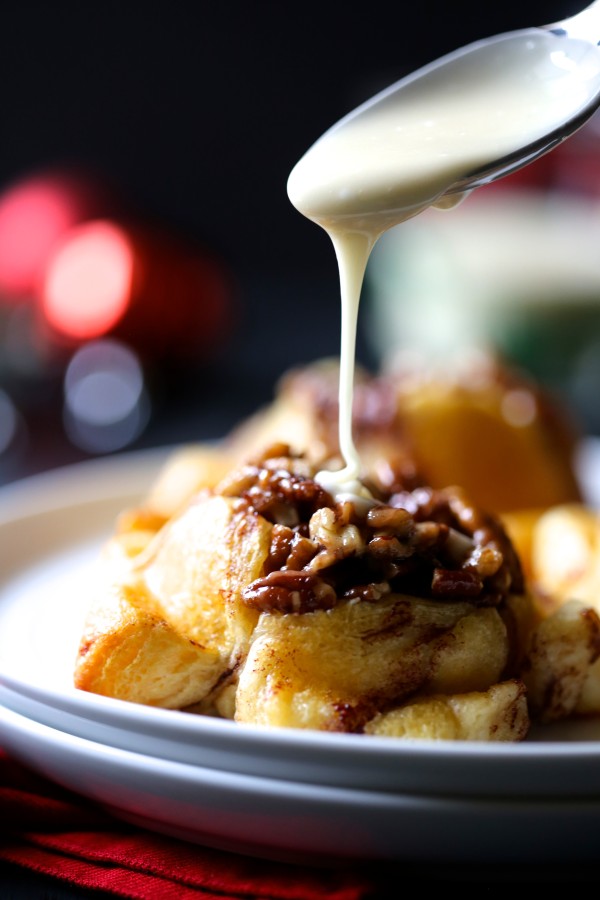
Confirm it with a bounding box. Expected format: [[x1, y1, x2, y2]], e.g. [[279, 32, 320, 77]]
[[0, 748, 379, 899]]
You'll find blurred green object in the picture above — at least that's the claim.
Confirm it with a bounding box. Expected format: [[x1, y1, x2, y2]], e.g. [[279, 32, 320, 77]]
[[365, 189, 600, 433]]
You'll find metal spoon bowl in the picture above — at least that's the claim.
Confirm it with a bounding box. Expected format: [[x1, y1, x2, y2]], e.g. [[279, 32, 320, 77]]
[[447, 0, 600, 193], [316, 1, 600, 202]]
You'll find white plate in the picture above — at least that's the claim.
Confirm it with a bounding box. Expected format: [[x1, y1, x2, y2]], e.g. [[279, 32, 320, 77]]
[[2, 445, 600, 803], [3, 700, 600, 865]]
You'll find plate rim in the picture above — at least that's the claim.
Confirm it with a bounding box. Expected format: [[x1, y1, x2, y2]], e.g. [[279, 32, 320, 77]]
[[3, 699, 600, 865]]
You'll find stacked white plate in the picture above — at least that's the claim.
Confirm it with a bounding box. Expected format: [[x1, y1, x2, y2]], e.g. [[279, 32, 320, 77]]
[[2, 445, 600, 865]]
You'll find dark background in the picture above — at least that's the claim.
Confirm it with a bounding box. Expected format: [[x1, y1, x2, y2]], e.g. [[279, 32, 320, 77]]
[[2, 1, 580, 277], [0, 0, 589, 483]]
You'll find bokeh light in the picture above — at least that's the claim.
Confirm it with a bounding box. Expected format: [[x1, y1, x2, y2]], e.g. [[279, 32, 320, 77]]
[[39, 217, 236, 361], [42, 220, 134, 341], [62, 339, 150, 454], [0, 171, 109, 300]]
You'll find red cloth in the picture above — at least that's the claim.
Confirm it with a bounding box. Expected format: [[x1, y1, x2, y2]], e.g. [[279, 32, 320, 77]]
[[0, 749, 378, 899]]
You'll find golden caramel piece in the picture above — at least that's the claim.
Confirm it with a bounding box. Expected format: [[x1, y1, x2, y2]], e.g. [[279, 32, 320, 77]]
[[386, 352, 582, 514], [234, 596, 514, 732], [74, 582, 223, 708], [363, 681, 529, 741], [522, 599, 600, 723]]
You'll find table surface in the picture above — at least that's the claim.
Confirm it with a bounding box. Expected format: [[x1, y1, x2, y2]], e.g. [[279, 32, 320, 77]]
[[3, 859, 600, 894]]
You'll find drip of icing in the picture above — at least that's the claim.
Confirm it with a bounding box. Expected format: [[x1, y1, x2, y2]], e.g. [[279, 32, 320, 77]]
[[287, 29, 600, 503]]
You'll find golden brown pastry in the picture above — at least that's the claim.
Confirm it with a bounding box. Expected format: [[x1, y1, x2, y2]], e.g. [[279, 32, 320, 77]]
[[74, 489, 267, 711], [74, 581, 224, 708], [522, 598, 600, 723], [72, 348, 600, 739], [386, 350, 582, 515], [363, 681, 529, 740], [500, 504, 600, 723], [75, 443, 549, 740]]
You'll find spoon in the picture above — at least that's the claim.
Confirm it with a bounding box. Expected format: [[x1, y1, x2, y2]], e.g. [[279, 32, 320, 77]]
[[289, 0, 600, 227], [287, 1, 600, 499], [447, 0, 600, 193]]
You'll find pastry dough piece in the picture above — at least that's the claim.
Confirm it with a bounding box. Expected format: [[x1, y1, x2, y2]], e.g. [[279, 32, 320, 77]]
[[77, 443, 595, 738], [576, 656, 600, 716], [139, 494, 266, 658], [74, 582, 223, 708], [98, 444, 239, 568], [234, 595, 516, 732], [75, 493, 269, 710], [226, 358, 419, 492], [522, 599, 600, 723], [502, 506, 600, 721], [364, 680, 529, 741]]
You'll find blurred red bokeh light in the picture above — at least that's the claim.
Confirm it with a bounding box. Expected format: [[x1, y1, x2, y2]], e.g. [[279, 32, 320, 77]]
[[42, 221, 133, 340], [39, 218, 236, 359], [0, 171, 108, 300]]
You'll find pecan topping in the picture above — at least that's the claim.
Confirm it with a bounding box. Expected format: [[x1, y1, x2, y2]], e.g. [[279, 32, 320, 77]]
[[233, 445, 523, 614], [242, 570, 336, 613]]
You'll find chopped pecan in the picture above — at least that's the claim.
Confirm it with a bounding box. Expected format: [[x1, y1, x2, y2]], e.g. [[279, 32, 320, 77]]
[[242, 570, 336, 613], [229, 445, 523, 613], [431, 567, 483, 598]]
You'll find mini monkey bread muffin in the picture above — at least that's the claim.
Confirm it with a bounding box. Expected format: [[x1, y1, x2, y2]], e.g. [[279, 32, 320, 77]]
[[75, 440, 600, 741], [74, 353, 600, 740]]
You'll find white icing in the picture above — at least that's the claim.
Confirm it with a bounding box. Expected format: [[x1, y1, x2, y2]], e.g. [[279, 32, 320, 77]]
[[287, 29, 600, 502]]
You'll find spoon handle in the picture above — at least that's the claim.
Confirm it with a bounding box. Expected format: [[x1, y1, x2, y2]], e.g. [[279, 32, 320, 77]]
[[546, 0, 600, 43]]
